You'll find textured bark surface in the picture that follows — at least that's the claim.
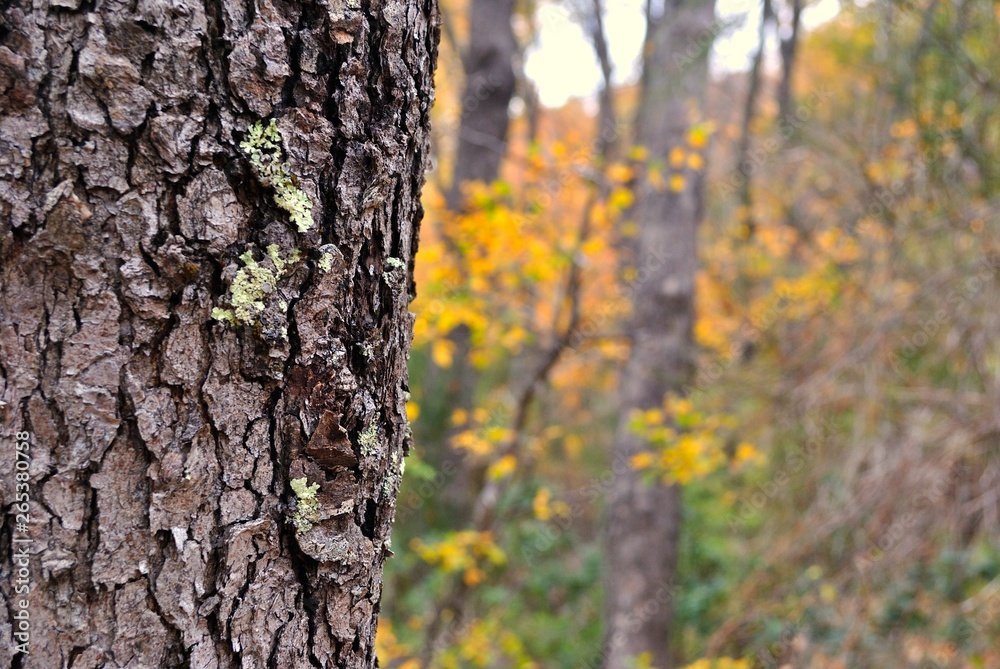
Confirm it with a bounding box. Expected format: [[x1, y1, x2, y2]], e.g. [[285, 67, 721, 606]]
[[0, 0, 438, 666], [603, 2, 715, 668]]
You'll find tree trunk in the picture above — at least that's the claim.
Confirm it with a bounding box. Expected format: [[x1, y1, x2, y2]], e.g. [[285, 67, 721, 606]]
[[587, 0, 619, 161], [737, 0, 772, 237], [777, 0, 802, 125], [0, 0, 438, 666], [603, 2, 715, 668], [437, 0, 516, 513], [445, 0, 516, 207]]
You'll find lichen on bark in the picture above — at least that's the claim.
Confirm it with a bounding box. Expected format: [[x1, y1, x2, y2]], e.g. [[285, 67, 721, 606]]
[[290, 477, 321, 532], [239, 119, 315, 233], [212, 244, 300, 338]]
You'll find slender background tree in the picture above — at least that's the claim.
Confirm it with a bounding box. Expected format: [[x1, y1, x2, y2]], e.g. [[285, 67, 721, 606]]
[[604, 1, 716, 667]]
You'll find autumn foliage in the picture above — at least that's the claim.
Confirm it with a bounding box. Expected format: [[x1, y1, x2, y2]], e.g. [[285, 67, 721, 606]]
[[379, 2, 1000, 667]]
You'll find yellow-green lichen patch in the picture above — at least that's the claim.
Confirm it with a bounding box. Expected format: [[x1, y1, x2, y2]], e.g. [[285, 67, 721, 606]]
[[228, 250, 279, 323], [359, 420, 380, 457], [318, 251, 335, 273], [290, 477, 321, 533], [240, 119, 314, 233], [382, 449, 405, 496], [215, 246, 299, 328], [211, 307, 236, 324], [267, 243, 300, 274]]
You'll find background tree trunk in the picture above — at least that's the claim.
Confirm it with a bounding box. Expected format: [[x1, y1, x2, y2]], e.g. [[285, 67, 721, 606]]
[[603, 2, 715, 668], [437, 0, 517, 513], [777, 0, 803, 125], [445, 0, 517, 208], [0, 0, 438, 666], [586, 0, 619, 161], [736, 0, 773, 237]]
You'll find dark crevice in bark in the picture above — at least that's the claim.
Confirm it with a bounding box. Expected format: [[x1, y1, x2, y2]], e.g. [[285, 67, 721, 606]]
[[66, 47, 80, 87], [279, 0, 313, 113], [202, 0, 235, 99], [146, 540, 189, 664], [362, 9, 388, 119], [361, 498, 378, 539], [137, 241, 164, 278], [290, 541, 324, 669], [267, 621, 292, 669]]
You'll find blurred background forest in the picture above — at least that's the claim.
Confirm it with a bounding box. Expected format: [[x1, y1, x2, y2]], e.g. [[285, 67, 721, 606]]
[[377, 1, 1000, 667]]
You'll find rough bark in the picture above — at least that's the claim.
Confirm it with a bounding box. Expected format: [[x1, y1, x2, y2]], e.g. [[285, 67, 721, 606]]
[[0, 0, 438, 667], [603, 1, 715, 668]]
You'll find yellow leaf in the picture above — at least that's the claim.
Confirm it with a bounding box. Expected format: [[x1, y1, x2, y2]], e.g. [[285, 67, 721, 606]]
[[628, 145, 649, 161], [609, 187, 634, 211], [463, 566, 485, 587], [669, 146, 686, 167], [607, 163, 634, 183], [669, 175, 687, 192], [631, 452, 655, 469], [532, 487, 553, 521], [643, 408, 665, 424], [687, 153, 705, 171], [734, 442, 764, 466], [687, 125, 710, 148], [487, 454, 517, 480], [668, 397, 693, 416], [821, 583, 837, 603], [563, 434, 583, 458], [432, 339, 455, 368]]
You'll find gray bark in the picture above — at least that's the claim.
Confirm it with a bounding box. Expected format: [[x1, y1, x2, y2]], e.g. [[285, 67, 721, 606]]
[[586, 0, 619, 160], [436, 0, 516, 514], [603, 1, 716, 668], [445, 0, 516, 207], [0, 0, 438, 667], [737, 0, 772, 236], [777, 0, 802, 125]]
